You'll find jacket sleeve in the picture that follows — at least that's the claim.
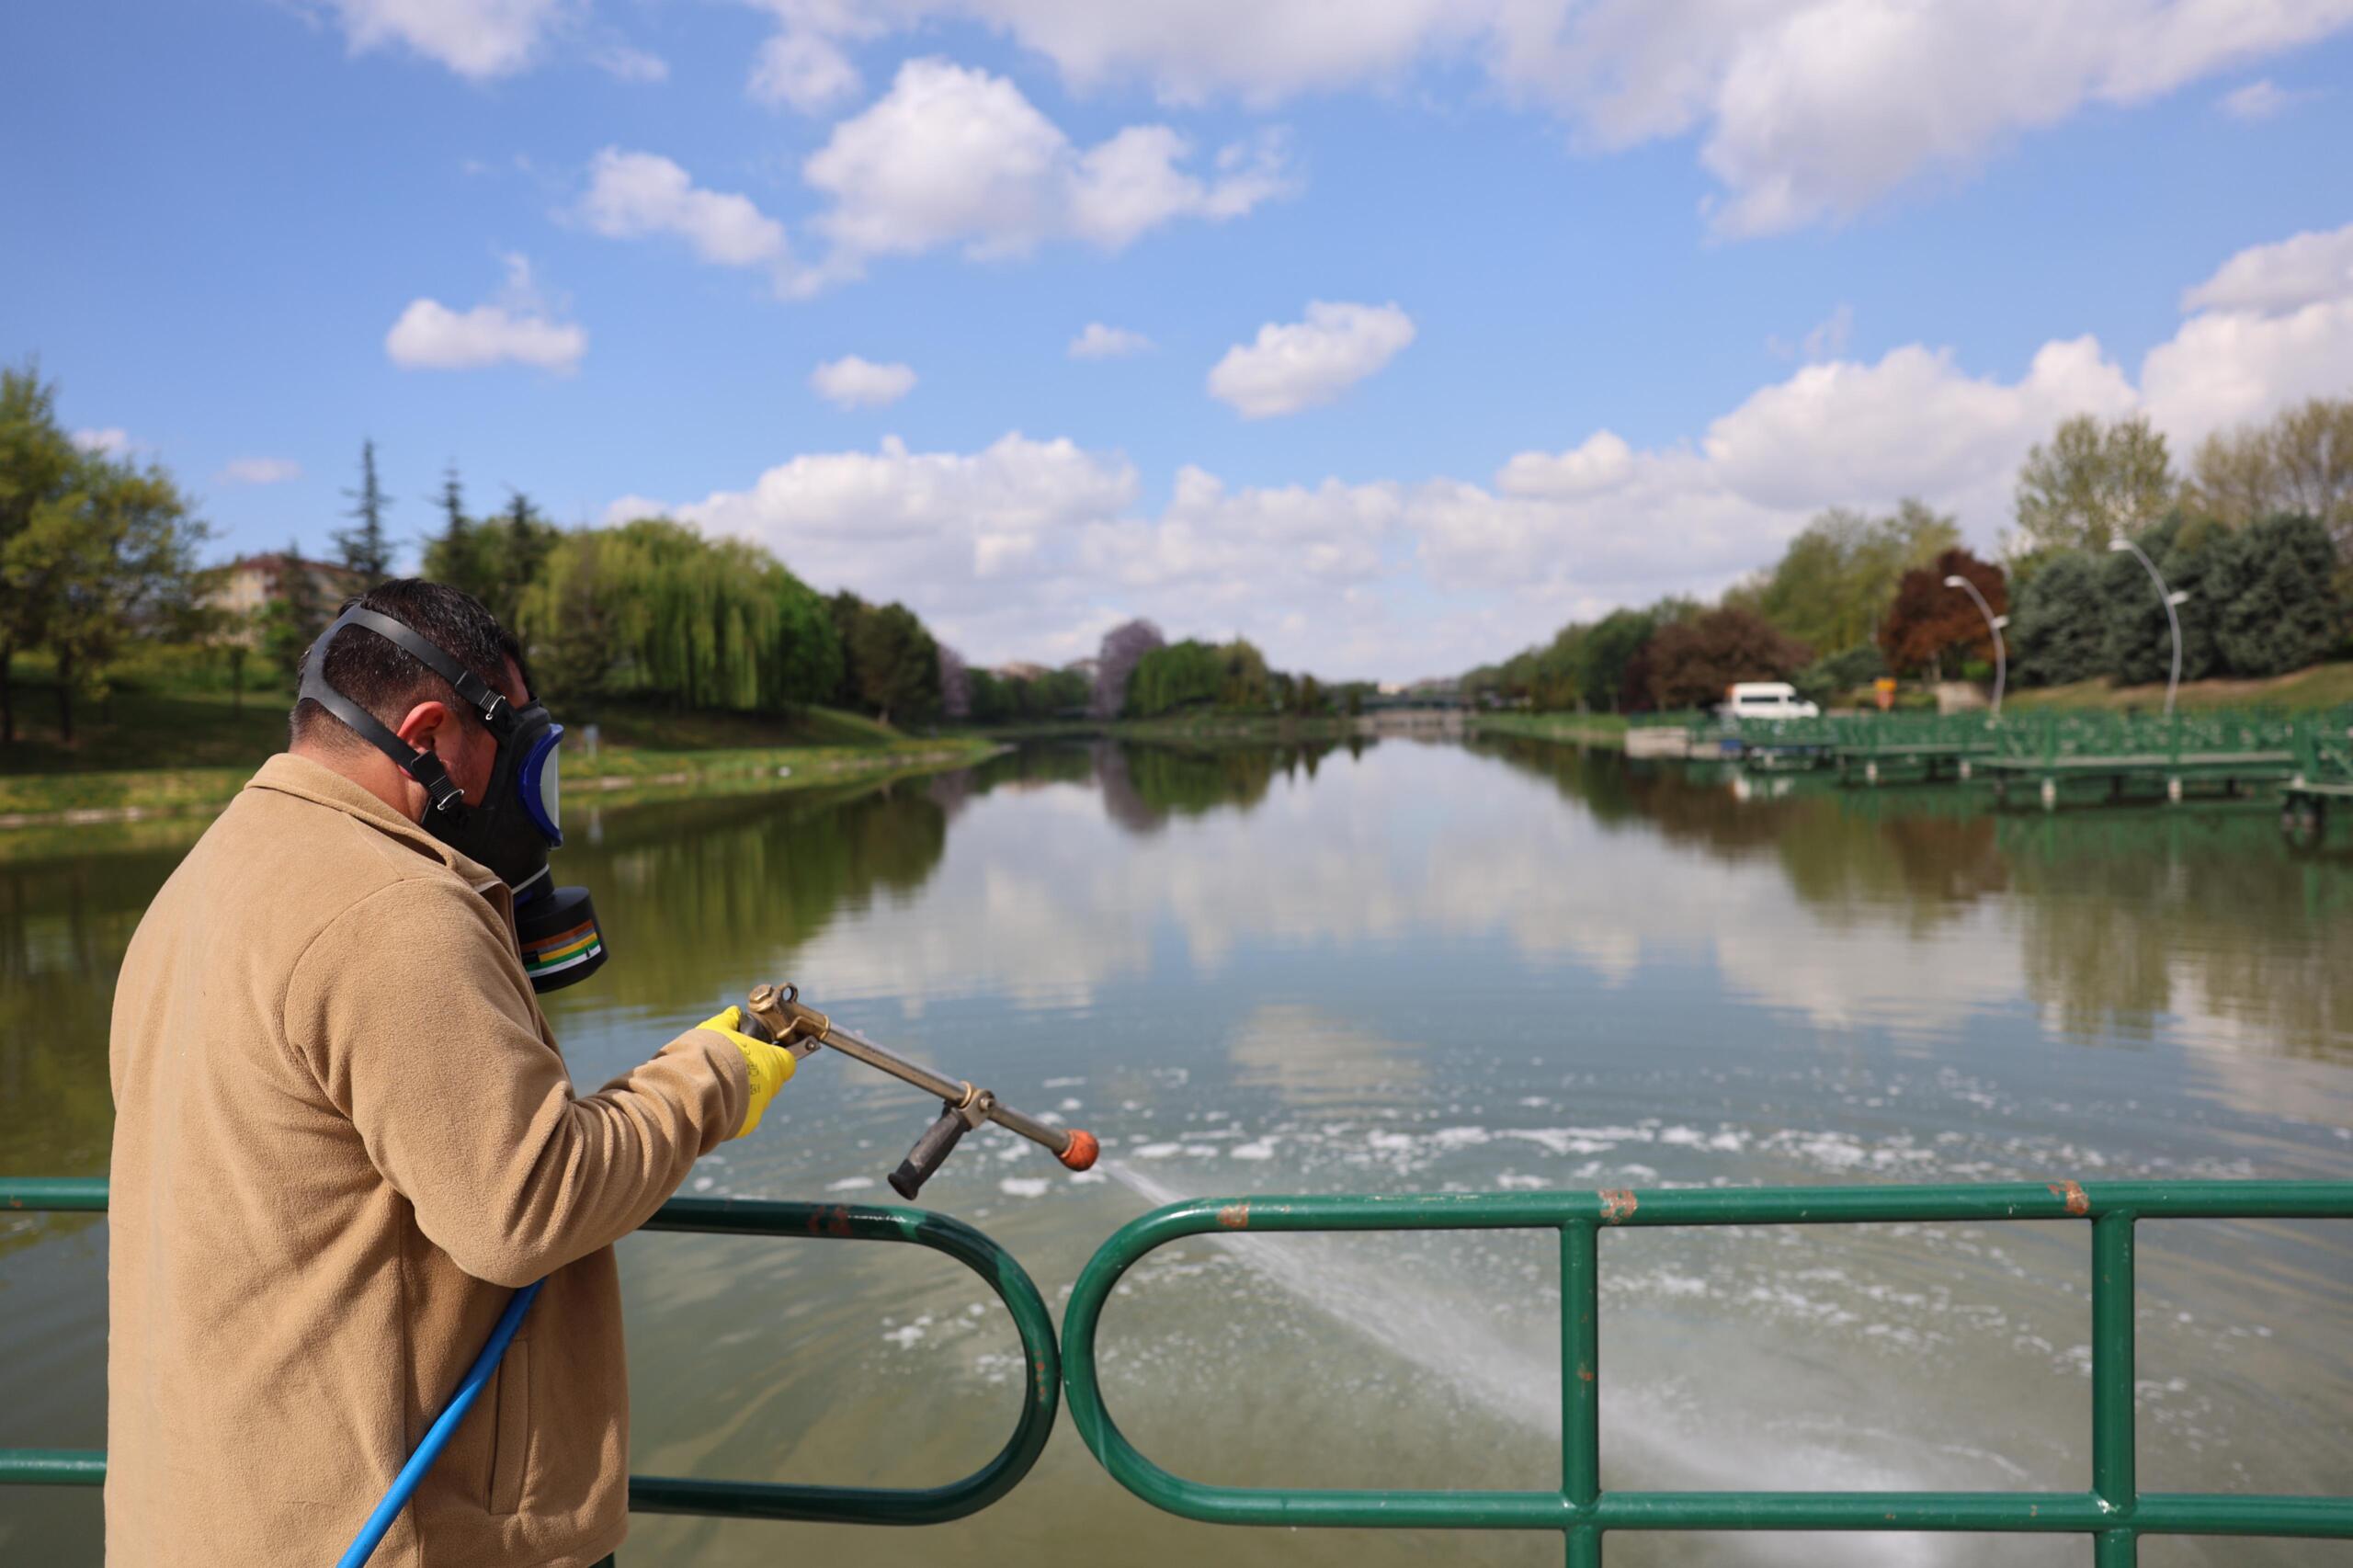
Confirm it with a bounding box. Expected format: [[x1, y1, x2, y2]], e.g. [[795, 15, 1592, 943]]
[[283, 875, 752, 1288]]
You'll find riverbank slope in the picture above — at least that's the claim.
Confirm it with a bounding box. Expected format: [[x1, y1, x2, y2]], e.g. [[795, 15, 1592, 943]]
[[0, 682, 994, 830]]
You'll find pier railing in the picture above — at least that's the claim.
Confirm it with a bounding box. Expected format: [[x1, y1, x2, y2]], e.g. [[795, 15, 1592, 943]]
[[13, 1176, 2353, 1562], [2290, 714, 2353, 789], [0, 1179, 1060, 1526], [1062, 1182, 2353, 1566], [1984, 710, 2302, 771], [1666, 707, 2353, 796]]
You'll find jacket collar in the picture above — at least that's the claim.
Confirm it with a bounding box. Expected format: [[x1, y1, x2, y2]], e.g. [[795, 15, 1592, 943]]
[[245, 752, 508, 904]]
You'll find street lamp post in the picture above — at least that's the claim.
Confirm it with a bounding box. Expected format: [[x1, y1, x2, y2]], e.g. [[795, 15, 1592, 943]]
[[2108, 538, 2191, 719], [1943, 574, 2008, 721]]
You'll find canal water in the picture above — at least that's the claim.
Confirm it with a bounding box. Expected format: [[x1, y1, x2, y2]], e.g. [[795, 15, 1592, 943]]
[[5, 736, 2352, 1566]]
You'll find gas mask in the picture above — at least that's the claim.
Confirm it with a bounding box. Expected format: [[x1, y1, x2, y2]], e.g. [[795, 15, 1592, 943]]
[[300, 606, 608, 993]]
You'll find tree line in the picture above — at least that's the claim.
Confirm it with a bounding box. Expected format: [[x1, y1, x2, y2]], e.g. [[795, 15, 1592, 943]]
[[1079, 618, 1370, 722], [0, 362, 980, 739], [1467, 396, 2352, 711], [0, 359, 1353, 743]]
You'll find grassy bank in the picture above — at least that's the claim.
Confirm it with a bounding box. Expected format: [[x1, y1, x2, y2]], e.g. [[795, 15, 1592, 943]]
[[2003, 662, 2353, 714], [0, 735, 997, 830], [1463, 711, 1631, 746], [0, 676, 994, 830]]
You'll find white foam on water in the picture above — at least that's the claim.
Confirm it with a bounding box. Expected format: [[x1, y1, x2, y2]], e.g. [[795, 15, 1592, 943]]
[[1103, 1159, 1966, 1568]]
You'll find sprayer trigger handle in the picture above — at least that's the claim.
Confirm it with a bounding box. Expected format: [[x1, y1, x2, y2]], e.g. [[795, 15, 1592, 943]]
[[889, 1104, 971, 1200]]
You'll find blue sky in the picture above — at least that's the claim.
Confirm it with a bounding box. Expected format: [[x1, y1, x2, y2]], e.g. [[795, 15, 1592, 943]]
[[5, 1, 2351, 679]]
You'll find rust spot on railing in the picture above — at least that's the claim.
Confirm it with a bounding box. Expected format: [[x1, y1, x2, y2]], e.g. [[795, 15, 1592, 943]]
[[1599, 1189, 1639, 1224], [807, 1205, 855, 1237], [1576, 1364, 1596, 1384], [2048, 1181, 2089, 1217], [1218, 1202, 1251, 1230]]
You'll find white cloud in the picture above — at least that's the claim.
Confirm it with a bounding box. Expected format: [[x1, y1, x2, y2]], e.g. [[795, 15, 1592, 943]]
[[809, 355, 917, 408], [629, 433, 1141, 610], [1644, 0, 2353, 236], [749, 29, 863, 110], [2219, 77, 2314, 119], [592, 43, 669, 82], [1495, 430, 1634, 497], [386, 300, 586, 370], [72, 427, 131, 456], [578, 148, 791, 271], [604, 220, 2353, 679], [617, 431, 1416, 672], [798, 59, 1291, 285], [1208, 301, 1415, 417], [2141, 301, 2353, 447], [760, 2, 2353, 237], [2145, 220, 2353, 443], [302, 0, 568, 80], [1069, 323, 1154, 359], [1766, 302, 1854, 360], [217, 457, 303, 485], [1701, 338, 2136, 513], [383, 255, 585, 371], [2180, 221, 2353, 315], [1077, 466, 1401, 596]]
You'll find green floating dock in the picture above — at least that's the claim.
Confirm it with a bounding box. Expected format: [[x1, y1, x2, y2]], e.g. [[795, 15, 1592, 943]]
[[1688, 708, 2353, 819]]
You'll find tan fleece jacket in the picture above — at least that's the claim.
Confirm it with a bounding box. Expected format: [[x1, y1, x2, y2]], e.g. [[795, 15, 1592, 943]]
[[107, 753, 750, 1568]]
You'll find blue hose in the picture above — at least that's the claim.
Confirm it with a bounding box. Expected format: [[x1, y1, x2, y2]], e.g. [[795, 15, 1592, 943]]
[[335, 1280, 543, 1568]]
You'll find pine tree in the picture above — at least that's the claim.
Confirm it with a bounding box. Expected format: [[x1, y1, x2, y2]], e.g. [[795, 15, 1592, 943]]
[[2210, 514, 2341, 676], [422, 464, 492, 603], [2010, 553, 2107, 687], [335, 438, 393, 581]]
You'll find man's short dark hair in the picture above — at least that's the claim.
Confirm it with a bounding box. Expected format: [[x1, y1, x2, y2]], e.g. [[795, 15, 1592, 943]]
[[290, 579, 530, 750]]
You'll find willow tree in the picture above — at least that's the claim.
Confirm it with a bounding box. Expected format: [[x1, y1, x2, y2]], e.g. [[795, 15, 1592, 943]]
[[517, 518, 843, 712]]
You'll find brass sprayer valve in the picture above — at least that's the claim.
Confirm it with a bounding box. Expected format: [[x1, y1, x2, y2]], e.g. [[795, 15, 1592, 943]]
[[736, 982, 1097, 1199]]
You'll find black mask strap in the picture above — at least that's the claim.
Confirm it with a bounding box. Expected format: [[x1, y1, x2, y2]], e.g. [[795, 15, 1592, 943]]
[[326, 607, 513, 730], [299, 607, 507, 818]]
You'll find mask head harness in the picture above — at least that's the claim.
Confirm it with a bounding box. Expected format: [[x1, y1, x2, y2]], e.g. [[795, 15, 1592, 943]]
[[300, 605, 608, 993]]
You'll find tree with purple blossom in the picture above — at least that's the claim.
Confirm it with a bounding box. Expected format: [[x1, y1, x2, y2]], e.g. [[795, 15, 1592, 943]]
[[1092, 618, 1164, 719]]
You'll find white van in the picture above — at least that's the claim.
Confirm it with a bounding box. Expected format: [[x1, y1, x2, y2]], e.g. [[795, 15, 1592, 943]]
[[1720, 681, 1819, 720]]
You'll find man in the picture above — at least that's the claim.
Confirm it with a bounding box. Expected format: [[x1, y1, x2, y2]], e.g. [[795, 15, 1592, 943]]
[[108, 579, 796, 1567]]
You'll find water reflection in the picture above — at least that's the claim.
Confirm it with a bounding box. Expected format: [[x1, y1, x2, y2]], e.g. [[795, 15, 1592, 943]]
[[1093, 737, 1359, 835], [574, 782, 953, 1015], [10, 736, 2353, 1209], [0, 843, 190, 1186]]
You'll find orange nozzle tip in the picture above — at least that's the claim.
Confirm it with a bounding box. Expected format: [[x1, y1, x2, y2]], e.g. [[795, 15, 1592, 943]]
[[1060, 1129, 1099, 1172]]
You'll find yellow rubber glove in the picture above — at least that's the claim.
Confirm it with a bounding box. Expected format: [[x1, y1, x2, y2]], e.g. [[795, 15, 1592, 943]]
[[700, 1006, 796, 1138]]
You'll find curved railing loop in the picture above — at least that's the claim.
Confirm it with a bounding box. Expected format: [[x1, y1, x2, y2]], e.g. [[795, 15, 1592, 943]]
[[0, 1180, 1060, 1528]]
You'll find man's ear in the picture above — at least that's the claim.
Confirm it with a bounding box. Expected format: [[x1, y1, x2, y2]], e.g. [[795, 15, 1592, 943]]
[[393, 699, 454, 753]]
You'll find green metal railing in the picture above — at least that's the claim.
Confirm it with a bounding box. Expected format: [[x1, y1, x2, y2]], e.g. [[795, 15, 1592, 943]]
[[0, 1179, 1059, 1526], [1985, 710, 2303, 774], [2288, 713, 2353, 795], [1062, 1182, 2353, 1565]]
